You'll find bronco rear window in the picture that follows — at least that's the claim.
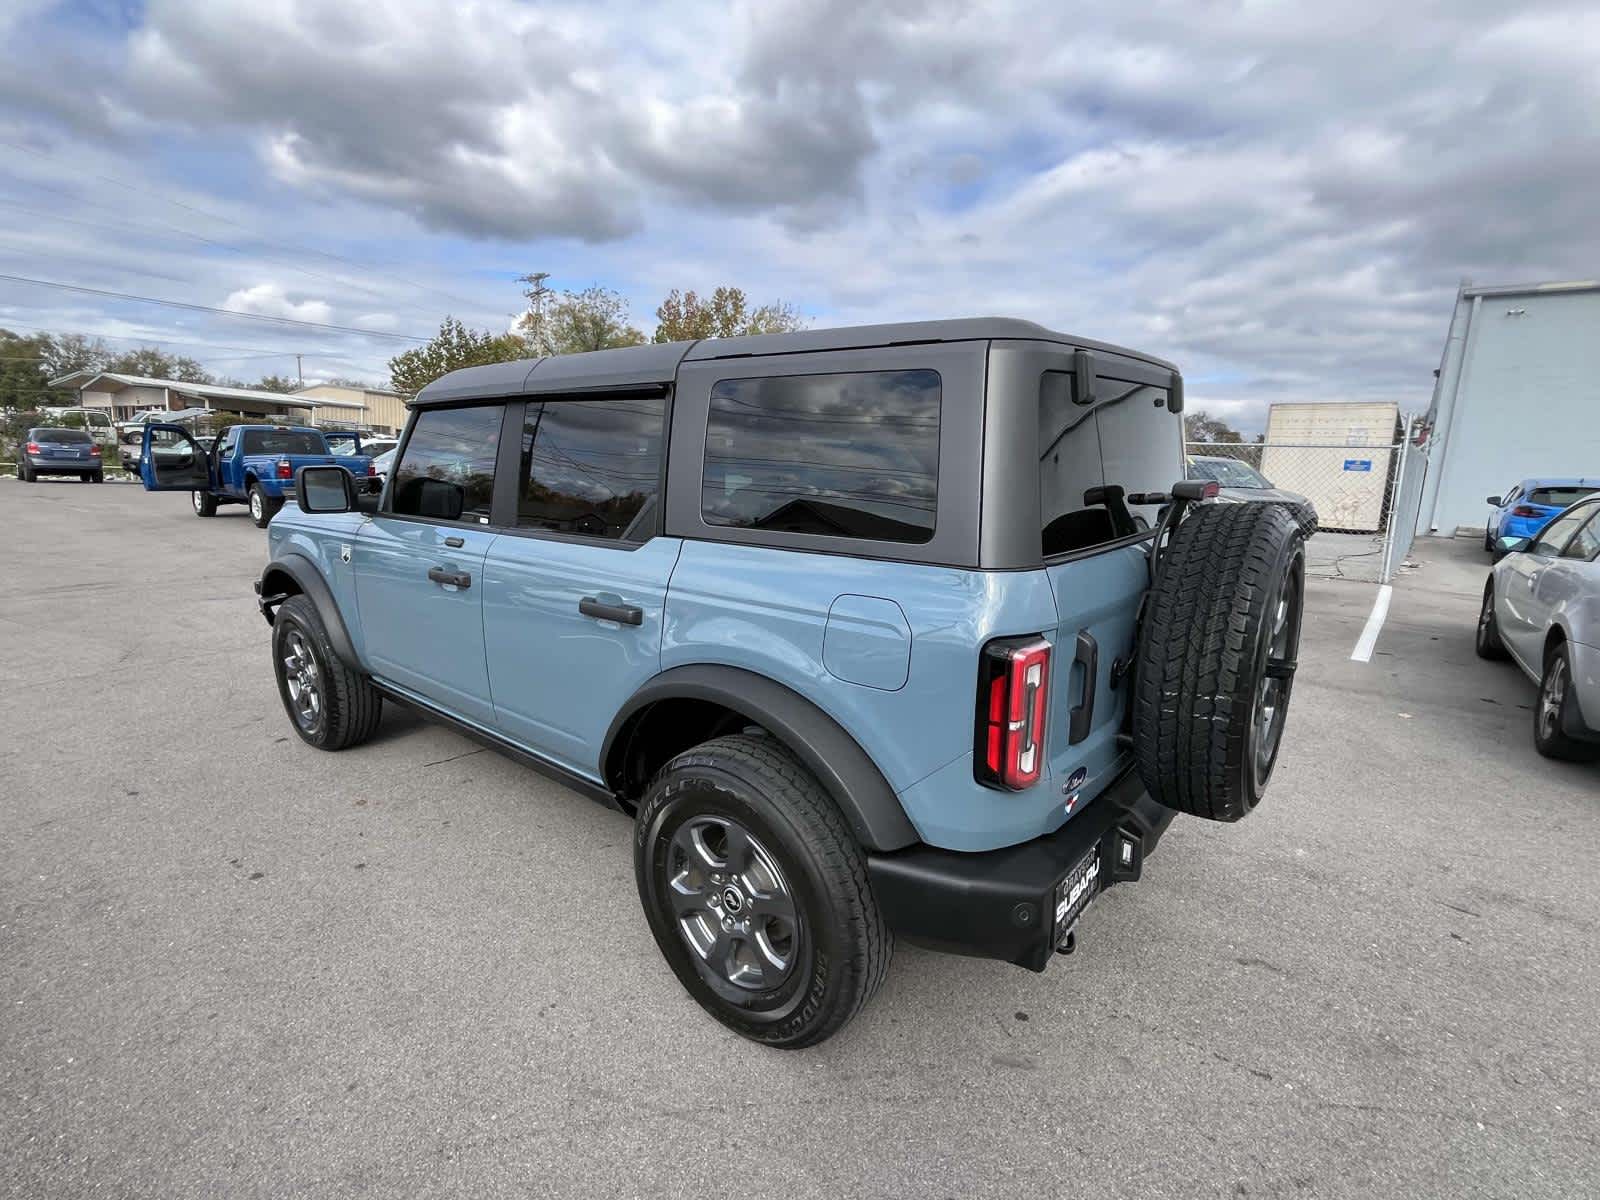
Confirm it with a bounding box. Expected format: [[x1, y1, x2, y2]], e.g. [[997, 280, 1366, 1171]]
[[1528, 486, 1597, 508], [702, 370, 940, 544], [241, 430, 327, 456]]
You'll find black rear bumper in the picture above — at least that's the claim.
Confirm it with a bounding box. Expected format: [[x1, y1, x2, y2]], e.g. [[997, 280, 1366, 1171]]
[[866, 765, 1177, 972]]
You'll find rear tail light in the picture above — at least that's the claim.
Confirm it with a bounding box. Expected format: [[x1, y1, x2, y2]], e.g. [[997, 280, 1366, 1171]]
[[276, 459, 292, 480], [1512, 505, 1540, 518], [367, 462, 377, 476], [90, 445, 101, 456], [975, 635, 1052, 790], [25, 442, 40, 454]]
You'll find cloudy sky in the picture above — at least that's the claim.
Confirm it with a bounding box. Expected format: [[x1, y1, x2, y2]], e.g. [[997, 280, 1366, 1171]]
[[3, 0, 1597, 426]]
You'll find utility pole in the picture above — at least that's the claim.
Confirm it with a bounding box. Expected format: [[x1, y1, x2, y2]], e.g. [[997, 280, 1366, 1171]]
[[295, 354, 303, 386], [517, 272, 554, 355]]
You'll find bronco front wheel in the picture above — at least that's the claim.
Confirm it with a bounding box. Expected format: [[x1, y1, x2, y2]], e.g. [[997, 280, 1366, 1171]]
[[634, 734, 891, 1048]]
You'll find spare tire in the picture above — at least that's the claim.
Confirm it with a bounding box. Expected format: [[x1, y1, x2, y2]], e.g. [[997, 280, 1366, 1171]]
[[1132, 501, 1306, 822]]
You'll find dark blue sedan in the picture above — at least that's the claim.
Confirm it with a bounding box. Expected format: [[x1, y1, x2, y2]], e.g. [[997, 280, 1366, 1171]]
[[1486, 478, 1599, 558]]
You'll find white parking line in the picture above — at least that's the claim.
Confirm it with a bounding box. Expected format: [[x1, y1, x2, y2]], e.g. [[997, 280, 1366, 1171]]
[[1350, 584, 1393, 663]]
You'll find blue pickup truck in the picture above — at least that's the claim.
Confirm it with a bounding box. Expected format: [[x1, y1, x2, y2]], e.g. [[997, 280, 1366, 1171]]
[[140, 423, 374, 526]]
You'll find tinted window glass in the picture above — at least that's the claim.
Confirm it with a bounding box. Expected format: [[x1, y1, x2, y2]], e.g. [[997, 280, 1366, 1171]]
[[391, 406, 501, 523], [517, 397, 666, 541], [1528, 486, 1598, 508], [324, 432, 360, 456], [1040, 374, 1174, 556], [1560, 508, 1600, 561], [1530, 506, 1591, 556], [242, 430, 327, 455], [703, 370, 939, 543], [33, 427, 92, 443]]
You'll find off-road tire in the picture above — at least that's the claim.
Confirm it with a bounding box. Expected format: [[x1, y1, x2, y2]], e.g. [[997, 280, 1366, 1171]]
[[271, 594, 382, 750], [1475, 578, 1509, 660], [1533, 642, 1600, 763], [192, 489, 218, 517], [634, 733, 891, 1049], [1133, 501, 1306, 821]]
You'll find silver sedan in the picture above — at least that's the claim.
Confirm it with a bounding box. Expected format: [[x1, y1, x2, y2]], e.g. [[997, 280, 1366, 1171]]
[[1478, 494, 1600, 761]]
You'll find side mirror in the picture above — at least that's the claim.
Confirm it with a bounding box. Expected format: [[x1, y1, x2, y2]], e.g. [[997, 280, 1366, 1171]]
[[1497, 534, 1531, 555], [297, 465, 355, 514], [1486, 495, 1502, 507]]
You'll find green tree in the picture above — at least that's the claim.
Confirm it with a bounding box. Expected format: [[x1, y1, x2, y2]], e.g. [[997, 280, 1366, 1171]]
[[254, 374, 299, 394], [41, 332, 112, 379], [1183, 410, 1244, 444], [104, 346, 212, 383], [516, 281, 646, 356], [652, 286, 804, 343], [0, 329, 64, 409], [386, 316, 527, 396]]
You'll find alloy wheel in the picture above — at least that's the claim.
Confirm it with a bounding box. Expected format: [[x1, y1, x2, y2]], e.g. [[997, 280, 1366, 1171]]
[[1250, 562, 1302, 789], [281, 629, 323, 732], [1540, 657, 1568, 742], [665, 816, 799, 994]]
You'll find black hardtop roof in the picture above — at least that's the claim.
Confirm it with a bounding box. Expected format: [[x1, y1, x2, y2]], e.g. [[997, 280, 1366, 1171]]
[[410, 317, 1177, 408]]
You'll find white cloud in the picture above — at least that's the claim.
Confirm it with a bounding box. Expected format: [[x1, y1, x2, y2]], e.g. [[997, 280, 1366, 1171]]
[[222, 283, 333, 324]]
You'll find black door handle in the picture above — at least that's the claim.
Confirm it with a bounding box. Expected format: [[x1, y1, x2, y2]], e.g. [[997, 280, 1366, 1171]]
[[1068, 630, 1098, 745], [443, 536, 465, 548], [579, 596, 643, 626], [427, 566, 472, 589]]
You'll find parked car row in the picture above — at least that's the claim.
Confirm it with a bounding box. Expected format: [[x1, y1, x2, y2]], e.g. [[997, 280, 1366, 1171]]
[[1477, 490, 1600, 762]]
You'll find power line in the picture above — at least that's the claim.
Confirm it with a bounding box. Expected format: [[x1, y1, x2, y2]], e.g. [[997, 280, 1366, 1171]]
[[0, 273, 430, 341], [2, 140, 487, 313], [0, 318, 356, 360], [0, 193, 467, 324]]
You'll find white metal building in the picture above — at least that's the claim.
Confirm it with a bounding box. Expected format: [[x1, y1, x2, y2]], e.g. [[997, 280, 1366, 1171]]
[[1263, 402, 1401, 533], [1417, 280, 1600, 536]]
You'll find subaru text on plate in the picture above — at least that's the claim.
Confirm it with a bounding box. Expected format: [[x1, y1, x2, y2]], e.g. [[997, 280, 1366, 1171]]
[[190, 321, 1310, 1047]]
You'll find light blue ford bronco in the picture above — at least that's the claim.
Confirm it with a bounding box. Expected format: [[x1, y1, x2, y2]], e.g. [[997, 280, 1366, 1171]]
[[217, 320, 1305, 1046]]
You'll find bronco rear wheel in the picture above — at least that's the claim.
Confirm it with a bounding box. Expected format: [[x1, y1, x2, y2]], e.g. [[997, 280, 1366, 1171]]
[[1133, 501, 1306, 821], [634, 734, 891, 1048]]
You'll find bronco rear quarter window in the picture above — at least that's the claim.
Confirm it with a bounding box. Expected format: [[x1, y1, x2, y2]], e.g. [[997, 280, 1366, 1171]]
[[702, 370, 940, 544]]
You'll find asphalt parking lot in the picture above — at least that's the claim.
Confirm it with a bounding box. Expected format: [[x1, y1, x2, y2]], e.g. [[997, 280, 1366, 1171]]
[[3, 482, 1596, 1200]]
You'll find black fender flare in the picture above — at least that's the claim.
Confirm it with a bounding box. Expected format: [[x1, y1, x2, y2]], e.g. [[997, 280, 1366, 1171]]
[[601, 664, 920, 852], [256, 553, 359, 666]]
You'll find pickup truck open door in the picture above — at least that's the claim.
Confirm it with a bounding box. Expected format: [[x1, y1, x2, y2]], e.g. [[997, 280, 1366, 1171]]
[[139, 423, 213, 492]]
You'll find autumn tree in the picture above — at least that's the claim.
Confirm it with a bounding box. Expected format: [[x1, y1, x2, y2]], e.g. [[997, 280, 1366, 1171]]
[[652, 287, 804, 343], [387, 316, 527, 395]]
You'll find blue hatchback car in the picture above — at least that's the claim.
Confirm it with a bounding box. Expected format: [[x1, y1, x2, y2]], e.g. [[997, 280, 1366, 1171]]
[[151, 321, 1313, 1046], [1486, 478, 1600, 557]]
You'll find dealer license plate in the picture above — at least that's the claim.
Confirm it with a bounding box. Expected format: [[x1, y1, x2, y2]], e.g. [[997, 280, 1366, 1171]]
[[1053, 847, 1102, 945]]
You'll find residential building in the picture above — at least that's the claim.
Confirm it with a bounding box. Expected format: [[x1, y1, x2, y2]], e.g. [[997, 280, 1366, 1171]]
[[1418, 280, 1600, 535], [48, 372, 365, 425]]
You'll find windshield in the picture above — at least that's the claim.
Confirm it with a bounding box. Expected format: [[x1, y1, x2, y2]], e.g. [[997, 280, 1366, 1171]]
[[1527, 486, 1598, 509], [1189, 457, 1272, 488], [32, 427, 93, 443], [324, 433, 360, 456], [241, 430, 328, 456]]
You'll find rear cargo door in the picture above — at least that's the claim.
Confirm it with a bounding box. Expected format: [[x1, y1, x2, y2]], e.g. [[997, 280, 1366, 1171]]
[[1038, 366, 1182, 807]]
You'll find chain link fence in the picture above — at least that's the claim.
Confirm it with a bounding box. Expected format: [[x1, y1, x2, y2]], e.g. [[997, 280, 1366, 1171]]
[[1187, 418, 1426, 583]]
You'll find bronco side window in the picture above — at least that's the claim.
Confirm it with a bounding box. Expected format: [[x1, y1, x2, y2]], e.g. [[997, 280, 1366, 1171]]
[[1040, 372, 1175, 558], [702, 370, 940, 543], [390, 405, 501, 524], [516, 396, 667, 542]]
